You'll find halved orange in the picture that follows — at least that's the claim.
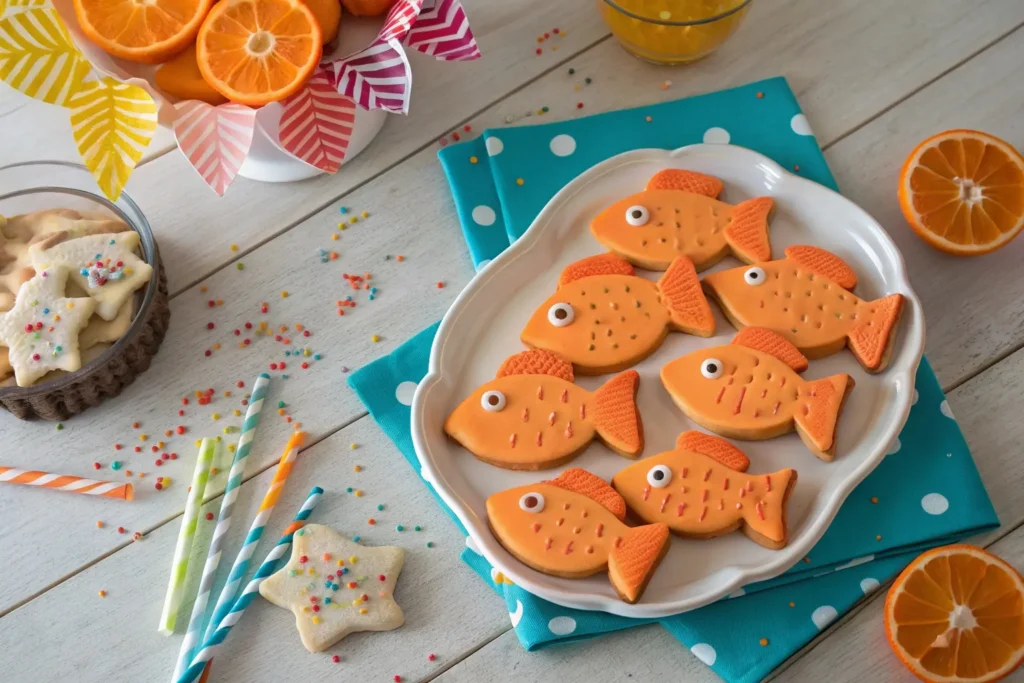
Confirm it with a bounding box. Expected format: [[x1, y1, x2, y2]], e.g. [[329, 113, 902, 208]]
[[196, 0, 322, 106], [885, 544, 1024, 682], [74, 0, 213, 64], [899, 130, 1024, 256], [154, 43, 228, 104]]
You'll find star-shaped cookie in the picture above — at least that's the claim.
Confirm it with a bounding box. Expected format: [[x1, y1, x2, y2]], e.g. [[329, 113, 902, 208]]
[[0, 267, 96, 387], [259, 524, 405, 653], [30, 231, 152, 320]]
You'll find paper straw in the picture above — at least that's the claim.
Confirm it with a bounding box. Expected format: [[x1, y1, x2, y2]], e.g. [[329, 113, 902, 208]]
[[0, 467, 133, 500], [171, 374, 271, 682], [158, 438, 217, 636], [176, 486, 323, 683], [200, 431, 306, 647]]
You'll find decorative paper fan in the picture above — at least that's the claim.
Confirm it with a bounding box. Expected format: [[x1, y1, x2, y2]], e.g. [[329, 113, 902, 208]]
[[173, 101, 257, 196], [279, 69, 356, 173], [0, 7, 90, 105]]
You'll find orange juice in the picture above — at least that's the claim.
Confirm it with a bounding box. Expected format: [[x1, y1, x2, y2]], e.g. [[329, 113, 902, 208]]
[[599, 0, 751, 64]]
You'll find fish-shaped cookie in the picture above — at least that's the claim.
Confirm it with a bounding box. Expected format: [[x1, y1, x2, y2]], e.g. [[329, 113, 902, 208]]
[[590, 169, 774, 271], [611, 431, 797, 550], [445, 349, 643, 470], [702, 245, 904, 372], [487, 468, 671, 603], [521, 253, 714, 375], [660, 328, 855, 461]]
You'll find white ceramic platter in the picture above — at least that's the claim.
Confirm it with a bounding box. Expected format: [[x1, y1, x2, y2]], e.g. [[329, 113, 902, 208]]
[[412, 144, 925, 618]]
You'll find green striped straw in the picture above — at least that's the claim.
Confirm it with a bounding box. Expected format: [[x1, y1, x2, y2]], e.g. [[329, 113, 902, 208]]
[[172, 373, 271, 680], [158, 437, 217, 635], [176, 486, 323, 683]]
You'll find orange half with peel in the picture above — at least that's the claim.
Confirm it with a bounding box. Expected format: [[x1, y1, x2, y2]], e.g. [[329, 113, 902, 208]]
[[885, 544, 1024, 683], [74, 0, 213, 64], [196, 0, 322, 107], [899, 130, 1024, 256]]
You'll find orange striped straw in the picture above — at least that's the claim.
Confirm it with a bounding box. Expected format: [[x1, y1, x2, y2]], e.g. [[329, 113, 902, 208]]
[[0, 467, 133, 500]]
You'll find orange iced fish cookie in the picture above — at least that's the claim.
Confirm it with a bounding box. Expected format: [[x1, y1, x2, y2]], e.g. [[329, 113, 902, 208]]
[[444, 349, 643, 470], [702, 245, 904, 372], [612, 431, 797, 549], [660, 328, 855, 461], [521, 253, 714, 375], [487, 468, 671, 603], [590, 169, 774, 272]]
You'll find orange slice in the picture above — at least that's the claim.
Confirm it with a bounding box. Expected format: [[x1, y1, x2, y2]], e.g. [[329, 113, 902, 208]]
[[885, 545, 1024, 682], [196, 0, 322, 106], [73, 0, 213, 64], [301, 0, 341, 43], [154, 43, 228, 105], [899, 130, 1024, 256]]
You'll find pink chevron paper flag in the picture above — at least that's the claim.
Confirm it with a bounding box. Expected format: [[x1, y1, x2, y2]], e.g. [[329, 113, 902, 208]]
[[405, 0, 480, 61], [378, 0, 424, 43], [173, 102, 256, 196], [279, 69, 356, 173], [329, 38, 411, 114]]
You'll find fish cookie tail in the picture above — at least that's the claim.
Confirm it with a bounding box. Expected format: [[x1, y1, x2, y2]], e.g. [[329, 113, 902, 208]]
[[793, 374, 854, 461], [725, 197, 774, 264], [594, 370, 644, 458], [742, 468, 797, 549], [848, 294, 904, 372], [658, 256, 715, 337], [609, 523, 670, 603]]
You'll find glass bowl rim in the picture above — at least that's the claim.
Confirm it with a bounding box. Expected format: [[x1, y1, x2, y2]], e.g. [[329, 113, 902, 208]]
[[0, 161, 161, 400], [601, 0, 752, 26]]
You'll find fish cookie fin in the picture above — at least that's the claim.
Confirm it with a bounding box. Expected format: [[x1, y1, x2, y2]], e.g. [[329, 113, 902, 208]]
[[546, 468, 627, 521], [645, 169, 723, 198], [784, 245, 857, 290], [658, 256, 715, 337], [742, 468, 796, 547], [675, 431, 750, 472], [725, 197, 773, 263], [732, 327, 808, 372], [594, 370, 644, 458], [559, 253, 634, 287], [496, 349, 574, 382], [848, 294, 904, 371], [793, 374, 854, 461], [609, 523, 670, 603]]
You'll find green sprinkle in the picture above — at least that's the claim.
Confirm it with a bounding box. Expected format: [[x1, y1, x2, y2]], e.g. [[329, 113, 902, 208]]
[[352, 535, 361, 542], [236, 263, 244, 270], [426, 541, 434, 548], [396, 525, 404, 532], [377, 504, 384, 511], [56, 423, 64, 431], [346, 487, 353, 493], [541, 106, 549, 113], [296, 529, 305, 536], [290, 569, 298, 576], [313, 353, 322, 361], [568, 68, 575, 75], [585, 77, 592, 84], [110, 461, 121, 470], [278, 400, 286, 409], [414, 525, 422, 532]]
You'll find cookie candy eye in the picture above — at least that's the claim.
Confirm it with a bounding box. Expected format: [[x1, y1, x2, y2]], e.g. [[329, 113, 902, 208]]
[[701, 358, 724, 379], [625, 205, 649, 226], [519, 492, 545, 512], [743, 267, 766, 286], [481, 390, 506, 411], [646, 465, 672, 488], [547, 303, 574, 327]]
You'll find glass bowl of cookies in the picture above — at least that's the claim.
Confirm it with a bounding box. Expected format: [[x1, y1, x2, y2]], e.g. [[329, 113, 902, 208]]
[[0, 162, 169, 420]]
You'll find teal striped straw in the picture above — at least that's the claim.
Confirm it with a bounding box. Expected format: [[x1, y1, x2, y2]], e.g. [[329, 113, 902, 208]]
[[176, 486, 324, 683], [171, 373, 271, 682]]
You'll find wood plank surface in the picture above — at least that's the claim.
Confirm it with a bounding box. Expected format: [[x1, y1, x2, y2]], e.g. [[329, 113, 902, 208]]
[[0, 417, 511, 682]]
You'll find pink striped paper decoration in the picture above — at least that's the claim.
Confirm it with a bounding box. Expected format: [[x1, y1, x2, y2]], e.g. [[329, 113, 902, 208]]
[[378, 0, 424, 42], [173, 102, 256, 196], [279, 69, 356, 173], [405, 0, 480, 61], [329, 38, 411, 114]]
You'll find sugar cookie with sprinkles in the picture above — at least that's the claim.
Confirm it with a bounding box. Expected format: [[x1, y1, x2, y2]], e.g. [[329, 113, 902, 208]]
[[259, 524, 405, 653], [30, 231, 153, 320], [0, 267, 96, 387]]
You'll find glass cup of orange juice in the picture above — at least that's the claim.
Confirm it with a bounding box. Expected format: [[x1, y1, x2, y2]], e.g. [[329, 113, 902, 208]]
[[599, 0, 752, 65]]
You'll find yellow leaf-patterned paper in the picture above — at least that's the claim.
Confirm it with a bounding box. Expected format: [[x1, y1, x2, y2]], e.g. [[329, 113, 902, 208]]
[[69, 77, 157, 201], [0, 7, 90, 105], [1, 0, 48, 19]]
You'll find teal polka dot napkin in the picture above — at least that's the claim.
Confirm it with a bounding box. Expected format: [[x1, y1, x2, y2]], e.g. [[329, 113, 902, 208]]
[[349, 77, 997, 683]]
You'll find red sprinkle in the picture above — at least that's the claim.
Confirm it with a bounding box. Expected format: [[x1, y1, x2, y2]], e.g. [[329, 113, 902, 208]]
[[378, 574, 386, 581], [244, 322, 253, 330], [181, 398, 189, 405], [155, 483, 163, 490], [170, 453, 178, 460], [299, 555, 308, 564], [206, 322, 215, 330], [394, 676, 402, 682], [205, 350, 212, 357], [312, 605, 320, 612], [536, 48, 542, 55], [155, 460, 163, 466], [270, 363, 278, 370], [428, 654, 436, 661], [134, 446, 142, 453], [117, 527, 125, 534], [93, 462, 101, 470], [302, 330, 310, 337], [207, 300, 215, 308], [178, 409, 185, 416], [114, 444, 122, 450], [301, 362, 309, 370], [162, 453, 170, 460], [205, 512, 214, 520], [176, 426, 186, 435], [132, 422, 140, 429], [237, 381, 244, 388], [576, 102, 584, 109], [332, 655, 340, 663]]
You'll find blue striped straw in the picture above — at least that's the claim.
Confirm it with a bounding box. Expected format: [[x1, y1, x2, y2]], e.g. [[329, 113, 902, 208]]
[[176, 486, 323, 683], [171, 373, 271, 682]]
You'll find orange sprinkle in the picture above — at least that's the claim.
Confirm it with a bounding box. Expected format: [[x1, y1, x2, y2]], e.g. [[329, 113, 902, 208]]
[[322, 553, 332, 561], [871, 497, 879, 504], [756, 91, 764, 99], [368, 518, 376, 525], [200, 286, 207, 292], [396, 255, 404, 262], [98, 590, 107, 597], [759, 638, 769, 646], [876, 535, 882, 541], [295, 324, 304, 331], [96, 521, 104, 528], [788, 601, 795, 608], [278, 408, 286, 416], [803, 557, 810, 563]]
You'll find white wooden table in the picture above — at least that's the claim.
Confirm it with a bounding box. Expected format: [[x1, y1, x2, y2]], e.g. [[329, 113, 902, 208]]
[[2, 1, 1024, 681]]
